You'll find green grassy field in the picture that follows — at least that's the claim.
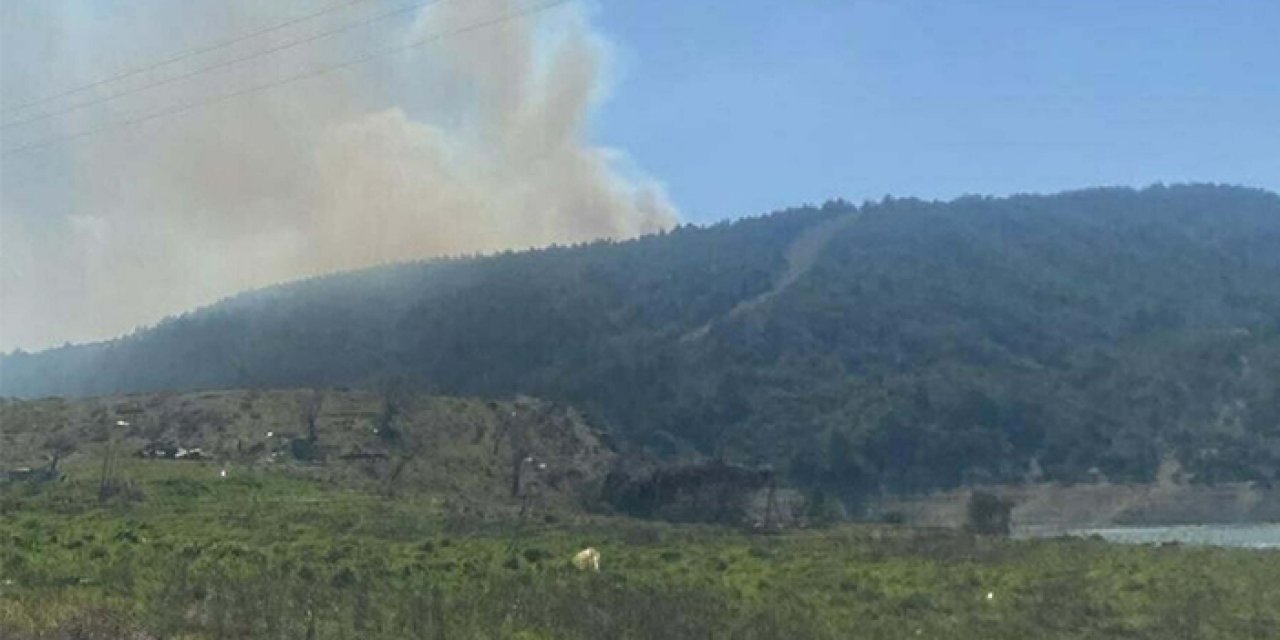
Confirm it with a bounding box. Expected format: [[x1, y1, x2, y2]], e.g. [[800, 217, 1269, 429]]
[[3, 460, 1279, 639]]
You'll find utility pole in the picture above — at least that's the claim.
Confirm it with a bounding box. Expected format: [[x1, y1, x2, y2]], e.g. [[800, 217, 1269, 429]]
[[763, 472, 777, 531], [100, 403, 142, 501], [99, 419, 127, 501]]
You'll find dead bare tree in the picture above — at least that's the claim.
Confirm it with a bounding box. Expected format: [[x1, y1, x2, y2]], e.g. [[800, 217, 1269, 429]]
[[382, 453, 416, 498], [371, 376, 426, 497], [301, 389, 325, 443], [42, 432, 76, 475], [376, 377, 413, 443]]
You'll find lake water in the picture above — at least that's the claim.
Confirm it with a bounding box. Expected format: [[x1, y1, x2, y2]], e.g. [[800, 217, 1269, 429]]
[[1020, 523, 1280, 549]]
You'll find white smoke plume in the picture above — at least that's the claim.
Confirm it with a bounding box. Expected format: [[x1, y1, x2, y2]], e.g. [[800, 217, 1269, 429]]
[[0, 0, 677, 352]]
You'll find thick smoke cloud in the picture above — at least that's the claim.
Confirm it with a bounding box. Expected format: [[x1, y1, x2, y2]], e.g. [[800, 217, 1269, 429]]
[[0, 0, 677, 352]]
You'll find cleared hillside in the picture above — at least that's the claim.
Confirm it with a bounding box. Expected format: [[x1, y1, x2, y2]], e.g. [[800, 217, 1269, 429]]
[[0, 389, 612, 515], [3, 184, 1279, 503]]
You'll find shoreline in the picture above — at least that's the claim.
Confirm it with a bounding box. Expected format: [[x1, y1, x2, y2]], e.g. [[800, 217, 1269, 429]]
[[869, 481, 1280, 530]]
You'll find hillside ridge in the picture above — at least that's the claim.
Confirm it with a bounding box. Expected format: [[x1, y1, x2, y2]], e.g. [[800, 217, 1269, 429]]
[[3, 184, 1279, 507]]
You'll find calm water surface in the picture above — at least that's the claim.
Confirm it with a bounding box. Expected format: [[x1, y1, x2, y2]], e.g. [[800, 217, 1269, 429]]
[[1021, 523, 1280, 548]]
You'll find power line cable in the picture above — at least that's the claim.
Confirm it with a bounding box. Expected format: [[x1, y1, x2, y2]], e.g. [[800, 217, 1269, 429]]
[[0, 0, 380, 117], [0, 0, 572, 158], [0, 0, 450, 131]]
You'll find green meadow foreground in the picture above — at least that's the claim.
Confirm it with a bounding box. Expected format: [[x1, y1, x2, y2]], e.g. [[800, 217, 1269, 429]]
[[2, 462, 1278, 639]]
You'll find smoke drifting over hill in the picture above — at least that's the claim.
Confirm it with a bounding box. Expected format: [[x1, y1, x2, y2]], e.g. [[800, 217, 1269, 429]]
[[0, 0, 677, 352]]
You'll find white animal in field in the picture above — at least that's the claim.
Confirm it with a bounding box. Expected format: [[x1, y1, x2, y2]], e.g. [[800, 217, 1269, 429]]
[[572, 547, 600, 572]]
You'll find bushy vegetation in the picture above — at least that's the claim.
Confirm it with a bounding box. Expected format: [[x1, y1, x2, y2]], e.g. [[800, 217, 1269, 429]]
[[966, 490, 1015, 536], [3, 463, 1279, 639], [4, 185, 1280, 505]]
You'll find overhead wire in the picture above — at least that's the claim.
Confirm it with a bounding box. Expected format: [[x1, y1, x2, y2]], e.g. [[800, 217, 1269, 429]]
[[0, 0, 573, 158], [0, 0, 380, 117], [0, 0, 450, 131]]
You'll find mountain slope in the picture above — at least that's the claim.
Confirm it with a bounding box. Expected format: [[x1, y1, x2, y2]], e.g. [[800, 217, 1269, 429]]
[[4, 184, 1279, 501]]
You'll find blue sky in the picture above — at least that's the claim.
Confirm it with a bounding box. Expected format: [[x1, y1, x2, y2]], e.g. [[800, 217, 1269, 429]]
[[594, 0, 1280, 222]]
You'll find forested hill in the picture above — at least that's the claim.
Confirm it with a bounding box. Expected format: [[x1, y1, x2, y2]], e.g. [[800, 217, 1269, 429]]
[[4, 184, 1280, 499]]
